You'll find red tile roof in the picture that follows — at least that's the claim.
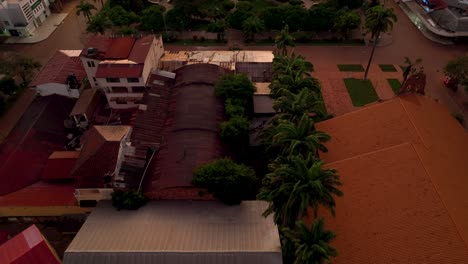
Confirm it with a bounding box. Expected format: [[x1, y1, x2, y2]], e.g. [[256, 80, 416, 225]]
[[129, 35, 155, 63], [105, 37, 135, 59], [315, 95, 468, 263], [95, 63, 144, 78], [0, 182, 76, 206], [0, 95, 76, 196], [42, 151, 79, 180], [31, 50, 86, 87], [146, 64, 225, 195], [71, 126, 130, 188], [0, 225, 61, 264]]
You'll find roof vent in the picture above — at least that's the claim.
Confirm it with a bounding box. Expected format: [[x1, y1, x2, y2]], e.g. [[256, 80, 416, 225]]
[[87, 47, 98, 56]]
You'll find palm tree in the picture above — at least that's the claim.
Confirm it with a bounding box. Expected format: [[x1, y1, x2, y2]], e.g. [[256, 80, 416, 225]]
[[275, 25, 295, 56], [86, 13, 111, 34], [273, 89, 328, 122], [269, 114, 331, 156], [242, 16, 265, 42], [282, 219, 337, 264], [257, 154, 343, 228], [272, 53, 313, 80], [76, 1, 96, 22], [363, 6, 397, 79], [270, 72, 321, 97]]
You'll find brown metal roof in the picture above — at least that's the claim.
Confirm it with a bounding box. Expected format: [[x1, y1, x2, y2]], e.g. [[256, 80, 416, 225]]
[[64, 201, 282, 264], [145, 64, 226, 193], [315, 94, 468, 263]]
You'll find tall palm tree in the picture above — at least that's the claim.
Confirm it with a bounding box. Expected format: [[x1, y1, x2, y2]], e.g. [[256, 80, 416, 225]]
[[275, 25, 295, 56], [270, 72, 321, 97], [363, 6, 397, 79], [272, 53, 313, 80], [257, 154, 343, 228], [282, 219, 337, 264], [273, 89, 328, 122], [269, 114, 331, 156], [76, 0, 96, 22]]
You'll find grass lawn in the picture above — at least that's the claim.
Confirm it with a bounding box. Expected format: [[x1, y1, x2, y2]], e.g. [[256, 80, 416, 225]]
[[167, 39, 225, 46], [379, 64, 397, 72], [338, 64, 365, 72], [344, 78, 379, 106], [387, 79, 402, 94]]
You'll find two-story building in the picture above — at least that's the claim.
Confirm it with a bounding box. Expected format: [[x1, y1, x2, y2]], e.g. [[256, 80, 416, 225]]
[[0, 0, 51, 36], [80, 35, 164, 109]]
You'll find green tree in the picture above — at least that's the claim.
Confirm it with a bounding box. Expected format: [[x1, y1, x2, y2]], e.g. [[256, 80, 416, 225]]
[[215, 74, 256, 107], [0, 55, 41, 87], [225, 98, 246, 117], [444, 55, 468, 90], [272, 54, 314, 80], [282, 219, 338, 264], [87, 13, 111, 34], [76, 0, 96, 22], [227, 2, 253, 29], [363, 6, 397, 79], [305, 3, 336, 31], [275, 25, 295, 56], [139, 5, 165, 31], [207, 19, 227, 42], [117, 26, 138, 35], [166, 8, 191, 30], [268, 114, 331, 156], [334, 9, 361, 40], [220, 115, 250, 146], [193, 158, 257, 205], [107, 5, 139, 27], [270, 71, 321, 97], [242, 16, 265, 42], [257, 154, 343, 227], [273, 89, 328, 122], [111, 190, 147, 210], [0, 77, 19, 95]]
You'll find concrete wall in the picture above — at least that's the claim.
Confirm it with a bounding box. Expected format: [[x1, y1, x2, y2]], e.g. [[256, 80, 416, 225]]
[[36, 83, 80, 98], [142, 35, 164, 84], [80, 57, 100, 88]]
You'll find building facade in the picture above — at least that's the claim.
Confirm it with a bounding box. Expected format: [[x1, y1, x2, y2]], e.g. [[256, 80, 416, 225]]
[[80, 35, 164, 109], [0, 0, 51, 37]]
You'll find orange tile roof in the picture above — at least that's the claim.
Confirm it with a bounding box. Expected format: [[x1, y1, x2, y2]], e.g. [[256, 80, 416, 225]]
[[315, 94, 468, 263]]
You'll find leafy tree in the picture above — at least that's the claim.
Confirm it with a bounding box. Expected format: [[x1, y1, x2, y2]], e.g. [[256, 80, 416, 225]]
[[272, 54, 314, 80], [273, 89, 328, 122], [257, 154, 343, 227], [220, 115, 250, 146], [364, 6, 397, 79], [305, 3, 336, 31], [116, 26, 138, 35], [193, 158, 257, 205], [275, 25, 295, 56], [109, 0, 148, 13], [282, 219, 338, 264], [76, 0, 96, 22], [262, 7, 284, 30], [334, 9, 361, 39], [337, 0, 364, 9], [268, 114, 331, 156], [0, 55, 41, 87], [227, 2, 253, 29], [107, 5, 139, 27], [207, 19, 227, 41], [282, 5, 308, 31], [243, 16, 265, 42], [225, 98, 246, 117], [289, 0, 304, 6], [87, 13, 111, 34], [444, 55, 468, 90], [215, 74, 256, 106], [166, 8, 191, 30], [111, 190, 147, 210], [0, 77, 19, 95], [139, 5, 165, 31]]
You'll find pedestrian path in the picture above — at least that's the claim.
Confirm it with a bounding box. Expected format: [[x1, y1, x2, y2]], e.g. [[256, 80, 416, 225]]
[[5, 13, 68, 44]]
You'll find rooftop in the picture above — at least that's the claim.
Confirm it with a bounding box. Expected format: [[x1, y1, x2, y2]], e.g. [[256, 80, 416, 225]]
[[64, 201, 282, 264], [316, 94, 468, 263], [42, 151, 79, 180], [31, 50, 86, 87]]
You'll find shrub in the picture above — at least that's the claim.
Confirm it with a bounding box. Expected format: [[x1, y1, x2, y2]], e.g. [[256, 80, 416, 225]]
[[220, 115, 250, 146], [215, 74, 256, 105], [222, 0, 235, 11], [0, 77, 19, 95], [111, 190, 147, 210], [193, 159, 256, 204], [225, 98, 246, 117]]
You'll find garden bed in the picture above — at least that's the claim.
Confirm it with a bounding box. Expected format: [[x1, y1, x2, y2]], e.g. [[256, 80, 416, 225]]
[[387, 79, 402, 94], [344, 78, 379, 106], [338, 64, 365, 72], [379, 64, 397, 72]]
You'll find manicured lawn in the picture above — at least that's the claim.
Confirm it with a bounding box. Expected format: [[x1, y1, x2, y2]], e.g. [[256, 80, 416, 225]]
[[338, 64, 365, 72], [387, 79, 402, 94], [378, 64, 397, 72], [344, 78, 379, 106]]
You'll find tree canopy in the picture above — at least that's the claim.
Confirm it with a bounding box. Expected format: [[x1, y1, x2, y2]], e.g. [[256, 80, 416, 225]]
[[444, 55, 468, 90], [139, 5, 165, 31], [215, 74, 256, 106]]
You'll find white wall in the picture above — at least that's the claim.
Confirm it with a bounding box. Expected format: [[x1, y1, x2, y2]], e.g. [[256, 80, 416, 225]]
[[80, 57, 100, 88], [142, 36, 164, 84], [36, 83, 80, 98]]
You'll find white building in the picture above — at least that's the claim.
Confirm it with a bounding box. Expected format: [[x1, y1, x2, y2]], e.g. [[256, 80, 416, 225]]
[[0, 0, 51, 36], [80, 35, 164, 109]]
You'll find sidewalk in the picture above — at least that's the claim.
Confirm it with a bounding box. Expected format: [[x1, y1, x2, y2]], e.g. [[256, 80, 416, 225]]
[[5, 13, 68, 44]]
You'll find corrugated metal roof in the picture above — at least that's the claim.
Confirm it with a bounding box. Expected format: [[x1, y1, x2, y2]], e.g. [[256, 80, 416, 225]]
[[0, 225, 61, 264], [64, 201, 282, 264], [254, 83, 271, 95]]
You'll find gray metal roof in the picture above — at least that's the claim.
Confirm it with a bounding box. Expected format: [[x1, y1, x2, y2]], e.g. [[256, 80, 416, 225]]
[[64, 201, 282, 264]]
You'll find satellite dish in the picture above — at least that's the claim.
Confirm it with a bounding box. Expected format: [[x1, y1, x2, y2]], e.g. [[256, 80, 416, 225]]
[[64, 118, 74, 129]]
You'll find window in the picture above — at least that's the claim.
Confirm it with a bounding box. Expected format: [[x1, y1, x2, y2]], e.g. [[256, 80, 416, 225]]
[[111, 87, 128, 93], [132, 86, 145, 93], [106, 77, 120, 83], [127, 78, 139, 83], [87, 61, 95, 67], [92, 77, 96, 82]]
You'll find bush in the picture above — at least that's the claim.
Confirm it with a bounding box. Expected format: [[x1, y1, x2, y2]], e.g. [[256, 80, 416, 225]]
[[225, 98, 246, 117], [111, 190, 147, 210], [193, 159, 256, 204], [220, 115, 250, 146], [215, 74, 256, 106], [222, 0, 235, 11], [0, 77, 19, 95], [289, 0, 303, 5]]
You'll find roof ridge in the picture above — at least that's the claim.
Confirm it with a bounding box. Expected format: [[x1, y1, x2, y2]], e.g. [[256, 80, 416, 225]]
[[397, 96, 429, 149]]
